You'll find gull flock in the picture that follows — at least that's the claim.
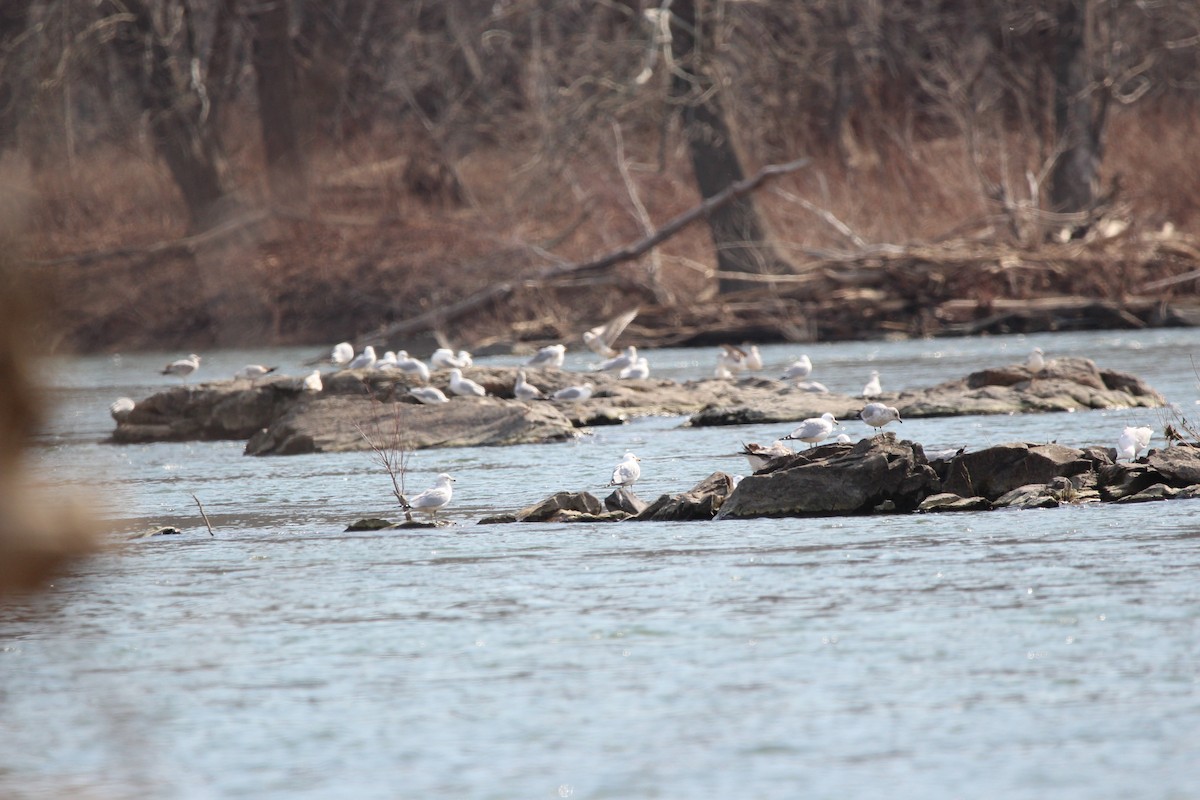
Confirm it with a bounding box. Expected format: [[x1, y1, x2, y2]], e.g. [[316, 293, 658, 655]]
[[134, 311, 1157, 522]]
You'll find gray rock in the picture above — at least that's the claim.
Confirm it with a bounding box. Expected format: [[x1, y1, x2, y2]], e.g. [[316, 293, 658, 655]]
[[941, 442, 1092, 500], [1115, 483, 1178, 503], [918, 493, 993, 512], [993, 484, 1061, 509], [345, 518, 397, 531], [1144, 446, 1200, 486], [514, 491, 603, 522], [636, 472, 738, 521], [605, 488, 648, 515], [716, 434, 939, 519]]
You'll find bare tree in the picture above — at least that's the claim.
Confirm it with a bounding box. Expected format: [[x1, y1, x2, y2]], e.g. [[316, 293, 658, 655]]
[[246, 0, 308, 210]]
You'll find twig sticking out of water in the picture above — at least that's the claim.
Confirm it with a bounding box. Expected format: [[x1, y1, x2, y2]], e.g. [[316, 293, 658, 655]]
[[191, 493, 214, 536]]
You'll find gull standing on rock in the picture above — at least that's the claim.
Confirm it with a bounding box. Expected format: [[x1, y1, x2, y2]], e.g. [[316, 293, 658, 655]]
[[781, 355, 813, 382], [405, 473, 455, 519], [583, 309, 638, 359], [552, 382, 594, 402], [1027, 347, 1045, 373], [302, 370, 323, 392], [860, 402, 902, 432], [234, 364, 277, 381], [330, 341, 354, 367], [718, 344, 750, 374], [409, 386, 449, 404], [513, 370, 544, 400], [527, 344, 566, 368], [1117, 425, 1153, 461], [395, 351, 430, 382], [448, 368, 486, 397], [596, 345, 637, 373], [347, 346, 377, 370], [109, 397, 136, 422], [784, 412, 838, 448], [619, 357, 650, 380], [431, 348, 469, 370], [861, 370, 882, 398], [162, 354, 201, 382], [743, 345, 763, 371], [373, 351, 398, 370], [739, 441, 794, 471], [608, 452, 642, 488]]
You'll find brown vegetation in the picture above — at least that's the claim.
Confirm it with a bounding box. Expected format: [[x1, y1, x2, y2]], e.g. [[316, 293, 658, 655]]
[[4, 2, 1200, 353]]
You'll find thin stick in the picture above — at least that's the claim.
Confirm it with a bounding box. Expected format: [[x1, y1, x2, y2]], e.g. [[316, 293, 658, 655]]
[[192, 493, 215, 536]]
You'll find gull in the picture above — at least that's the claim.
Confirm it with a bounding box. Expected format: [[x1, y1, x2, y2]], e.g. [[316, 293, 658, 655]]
[[619, 357, 650, 380], [784, 412, 838, 448], [739, 441, 794, 471], [347, 346, 377, 370], [860, 402, 902, 432], [409, 386, 449, 404], [714, 365, 734, 379], [373, 351, 399, 370], [234, 364, 277, 381], [527, 344, 566, 368], [109, 397, 136, 422], [330, 341, 354, 367], [552, 382, 594, 402], [456, 350, 474, 368], [162, 354, 201, 382], [1117, 425, 1153, 461], [405, 473, 455, 519], [608, 452, 642, 488], [448, 368, 487, 397], [302, 370, 323, 392], [836, 433, 852, 444], [395, 351, 430, 382], [583, 309, 638, 358], [514, 370, 544, 401], [861, 370, 882, 398], [596, 345, 637, 373], [431, 348, 469, 369], [792, 380, 830, 393], [781, 355, 813, 382], [743, 345, 763, 371], [718, 344, 750, 374], [1027, 347, 1045, 373]]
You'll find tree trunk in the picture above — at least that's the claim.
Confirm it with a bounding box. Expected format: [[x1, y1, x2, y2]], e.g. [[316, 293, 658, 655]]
[[247, 0, 309, 211], [1046, 0, 1106, 233], [669, 0, 790, 293], [102, 0, 227, 231]]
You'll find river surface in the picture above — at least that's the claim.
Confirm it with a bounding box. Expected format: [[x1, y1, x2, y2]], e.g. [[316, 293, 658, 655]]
[[4, 330, 1200, 798]]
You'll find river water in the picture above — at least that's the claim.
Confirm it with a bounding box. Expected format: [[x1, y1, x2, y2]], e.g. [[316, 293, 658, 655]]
[[4, 330, 1200, 798]]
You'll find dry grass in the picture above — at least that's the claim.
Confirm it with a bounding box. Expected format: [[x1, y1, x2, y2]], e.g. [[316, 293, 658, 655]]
[[15, 98, 1200, 354]]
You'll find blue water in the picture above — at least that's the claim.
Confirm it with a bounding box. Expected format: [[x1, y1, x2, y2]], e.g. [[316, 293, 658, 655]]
[[4, 329, 1200, 798]]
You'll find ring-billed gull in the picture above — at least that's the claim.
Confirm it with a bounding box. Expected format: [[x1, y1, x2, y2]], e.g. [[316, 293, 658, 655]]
[[552, 382, 594, 402], [448, 368, 486, 397], [781, 355, 812, 381], [1116, 425, 1153, 461], [527, 344, 566, 368], [373, 351, 399, 370], [347, 346, 377, 370], [302, 370, 323, 392], [718, 344, 749, 374], [792, 380, 830, 393], [109, 396, 136, 422], [596, 345, 637, 373], [514, 370, 544, 401], [234, 364, 277, 381], [739, 441, 793, 471], [162, 354, 201, 382], [860, 402, 902, 432], [608, 452, 641, 488], [743, 345, 763, 371], [405, 473, 455, 518], [783, 412, 837, 448], [619, 357, 650, 380], [394, 351, 430, 382], [583, 309, 638, 358], [331, 341, 354, 367], [456, 350, 473, 368], [1027, 347, 1045, 373], [431, 348, 470, 369], [861, 370, 882, 398], [409, 386, 449, 404]]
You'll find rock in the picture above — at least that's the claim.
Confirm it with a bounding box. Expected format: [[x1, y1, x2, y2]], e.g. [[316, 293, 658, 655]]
[[346, 518, 396, 531], [992, 484, 1061, 509], [941, 442, 1093, 500], [1115, 483, 1178, 503], [605, 488, 648, 515], [514, 491, 603, 522], [1144, 445, 1200, 486], [918, 493, 993, 512], [716, 434, 939, 518], [478, 513, 519, 525], [636, 472, 737, 521], [111, 378, 307, 443], [128, 525, 182, 539], [244, 395, 579, 455]]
